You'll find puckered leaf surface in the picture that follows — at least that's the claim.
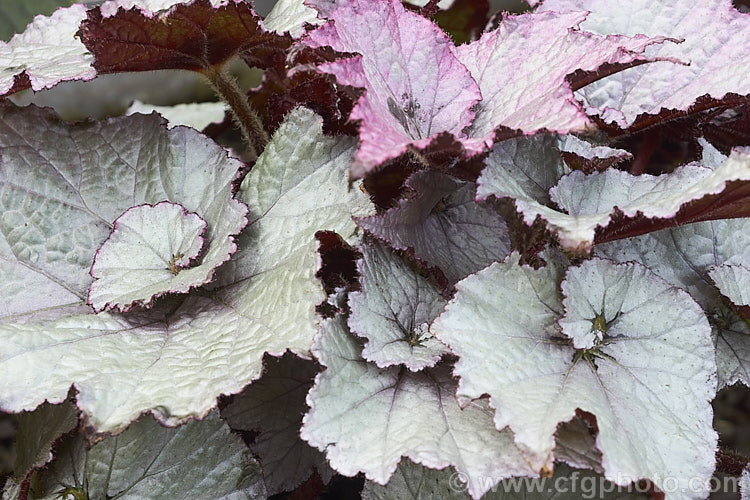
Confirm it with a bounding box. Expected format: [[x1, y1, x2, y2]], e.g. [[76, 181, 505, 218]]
[[538, 0, 750, 128], [0, 107, 373, 432], [0, 4, 94, 96], [357, 170, 510, 283], [0, 103, 246, 323], [431, 255, 717, 499], [304, 0, 481, 177], [597, 219, 750, 389], [479, 140, 750, 252], [455, 11, 666, 145], [88, 202, 212, 312], [301, 315, 534, 500], [3, 411, 266, 499], [263, 0, 322, 38], [348, 240, 448, 371], [0, 0, 73, 41], [222, 352, 333, 495]]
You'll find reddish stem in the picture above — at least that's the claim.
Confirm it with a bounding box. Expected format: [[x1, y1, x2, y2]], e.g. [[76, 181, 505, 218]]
[[629, 129, 660, 175]]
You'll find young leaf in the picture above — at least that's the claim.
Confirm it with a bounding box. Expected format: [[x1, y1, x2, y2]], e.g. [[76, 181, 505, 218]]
[[221, 353, 333, 495], [0, 107, 373, 432], [0, 103, 246, 323], [479, 140, 750, 252], [348, 240, 449, 371], [596, 219, 750, 389], [4, 411, 266, 499], [431, 254, 717, 499], [357, 170, 510, 283], [301, 315, 534, 500], [537, 0, 750, 129], [88, 202, 210, 312], [454, 11, 669, 146], [304, 0, 482, 177]]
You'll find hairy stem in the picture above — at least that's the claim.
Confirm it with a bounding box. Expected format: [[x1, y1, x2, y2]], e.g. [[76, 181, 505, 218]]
[[204, 66, 268, 159]]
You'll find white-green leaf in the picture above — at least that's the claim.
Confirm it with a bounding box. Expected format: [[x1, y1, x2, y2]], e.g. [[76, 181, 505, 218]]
[[357, 171, 510, 283], [348, 240, 448, 371], [0, 103, 247, 323], [431, 255, 717, 499], [4, 411, 266, 500], [126, 100, 227, 130], [221, 352, 332, 495], [597, 219, 750, 389], [479, 141, 750, 252], [301, 315, 534, 500], [88, 202, 210, 312], [262, 0, 322, 38], [0, 4, 94, 96], [0, 107, 373, 432], [709, 265, 750, 307]]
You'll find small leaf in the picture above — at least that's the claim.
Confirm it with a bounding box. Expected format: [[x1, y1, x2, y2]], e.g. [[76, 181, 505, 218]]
[[348, 240, 449, 371], [222, 353, 333, 495], [262, 0, 322, 38], [432, 254, 717, 499], [301, 315, 534, 500], [88, 202, 210, 312], [357, 170, 510, 283]]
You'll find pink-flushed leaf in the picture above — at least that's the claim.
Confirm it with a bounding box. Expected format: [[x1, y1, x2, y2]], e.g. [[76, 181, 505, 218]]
[[303, 0, 481, 177], [357, 170, 510, 283], [0, 4, 94, 96], [455, 11, 671, 146], [537, 0, 750, 129]]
